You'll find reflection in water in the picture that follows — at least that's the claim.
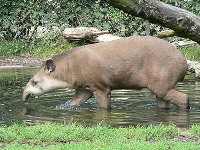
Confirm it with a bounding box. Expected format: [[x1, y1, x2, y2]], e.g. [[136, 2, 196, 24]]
[[0, 68, 200, 127]]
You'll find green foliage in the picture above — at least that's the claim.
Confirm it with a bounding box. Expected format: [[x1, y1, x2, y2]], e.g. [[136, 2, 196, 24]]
[[0, 0, 148, 40], [164, 0, 200, 15], [0, 0, 48, 40], [0, 40, 27, 56], [2, 0, 200, 41], [0, 0, 200, 40]]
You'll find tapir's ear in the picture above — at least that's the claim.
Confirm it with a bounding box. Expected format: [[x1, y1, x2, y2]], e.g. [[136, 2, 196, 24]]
[[45, 59, 56, 73]]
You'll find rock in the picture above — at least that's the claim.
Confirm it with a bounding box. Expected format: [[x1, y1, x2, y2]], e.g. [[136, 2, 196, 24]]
[[94, 34, 121, 42], [172, 40, 197, 47], [187, 60, 200, 77], [63, 27, 109, 42]]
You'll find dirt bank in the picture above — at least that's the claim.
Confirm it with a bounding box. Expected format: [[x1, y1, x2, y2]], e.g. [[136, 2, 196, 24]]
[[0, 56, 42, 69]]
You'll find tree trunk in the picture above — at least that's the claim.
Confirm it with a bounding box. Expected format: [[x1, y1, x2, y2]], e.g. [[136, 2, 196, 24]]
[[109, 0, 200, 44]]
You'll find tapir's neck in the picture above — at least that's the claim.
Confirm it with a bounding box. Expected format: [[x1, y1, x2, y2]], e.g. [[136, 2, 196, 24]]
[[51, 56, 74, 88], [65, 57, 74, 87]]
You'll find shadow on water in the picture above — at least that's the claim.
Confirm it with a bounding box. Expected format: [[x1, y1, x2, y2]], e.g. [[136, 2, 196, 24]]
[[0, 68, 200, 127]]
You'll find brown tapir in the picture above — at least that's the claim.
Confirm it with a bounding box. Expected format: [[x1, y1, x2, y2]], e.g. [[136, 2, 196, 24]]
[[22, 36, 189, 110]]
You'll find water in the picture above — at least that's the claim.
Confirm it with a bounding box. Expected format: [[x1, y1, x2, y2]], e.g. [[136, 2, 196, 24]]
[[0, 68, 200, 127]]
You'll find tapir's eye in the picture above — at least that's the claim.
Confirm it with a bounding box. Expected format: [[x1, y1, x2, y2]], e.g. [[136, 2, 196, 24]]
[[31, 80, 38, 86]]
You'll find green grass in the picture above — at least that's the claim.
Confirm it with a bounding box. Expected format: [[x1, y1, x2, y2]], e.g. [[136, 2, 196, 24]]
[[31, 38, 76, 59], [190, 124, 200, 136], [0, 40, 27, 56], [0, 123, 199, 150], [3, 142, 200, 150], [180, 46, 200, 61], [0, 37, 76, 59]]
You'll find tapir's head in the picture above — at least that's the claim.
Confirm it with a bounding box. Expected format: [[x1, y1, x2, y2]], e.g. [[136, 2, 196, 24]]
[[22, 59, 69, 101]]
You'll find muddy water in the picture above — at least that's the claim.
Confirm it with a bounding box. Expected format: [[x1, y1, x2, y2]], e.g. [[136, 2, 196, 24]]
[[0, 68, 200, 127]]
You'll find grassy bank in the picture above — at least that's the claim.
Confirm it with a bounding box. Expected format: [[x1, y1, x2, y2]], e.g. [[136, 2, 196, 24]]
[[0, 39, 200, 61], [0, 123, 200, 150], [0, 38, 76, 59]]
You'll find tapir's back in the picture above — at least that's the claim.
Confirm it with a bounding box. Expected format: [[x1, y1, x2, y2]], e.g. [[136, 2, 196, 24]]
[[76, 36, 187, 74], [73, 36, 185, 65]]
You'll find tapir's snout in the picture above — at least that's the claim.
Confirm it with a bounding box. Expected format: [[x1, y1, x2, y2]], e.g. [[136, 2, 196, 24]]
[[22, 84, 31, 101], [22, 79, 44, 101], [22, 59, 72, 102], [22, 79, 41, 101], [22, 90, 30, 101]]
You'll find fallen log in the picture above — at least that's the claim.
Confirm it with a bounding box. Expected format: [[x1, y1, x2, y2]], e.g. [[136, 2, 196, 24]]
[[109, 0, 200, 44], [63, 27, 109, 42], [187, 60, 200, 78]]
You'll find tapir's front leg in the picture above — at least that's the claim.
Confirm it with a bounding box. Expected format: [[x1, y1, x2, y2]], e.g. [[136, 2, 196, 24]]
[[70, 88, 93, 106], [94, 89, 111, 110], [60, 88, 93, 109]]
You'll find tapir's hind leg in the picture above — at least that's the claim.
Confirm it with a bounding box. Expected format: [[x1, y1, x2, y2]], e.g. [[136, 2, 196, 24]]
[[156, 97, 170, 109], [163, 89, 189, 109], [152, 88, 189, 110], [147, 76, 189, 110], [147, 78, 173, 109]]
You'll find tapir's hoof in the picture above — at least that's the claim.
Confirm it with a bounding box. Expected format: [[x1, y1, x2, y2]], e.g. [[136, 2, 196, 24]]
[[179, 95, 190, 111], [180, 103, 191, 111], [56, 101, 80, 110]]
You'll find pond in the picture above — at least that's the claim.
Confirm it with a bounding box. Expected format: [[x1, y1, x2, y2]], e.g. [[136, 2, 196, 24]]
[[0, 68, 200, 128]]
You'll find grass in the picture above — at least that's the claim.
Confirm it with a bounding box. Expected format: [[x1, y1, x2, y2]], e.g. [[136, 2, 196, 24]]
[[180, 46, 200, 61], [0, 37, 76, 59], [0, 123, 199, 150], [190, 124, 200, 136], [0, 40, 27, 56], [31, 38, 76, 59]]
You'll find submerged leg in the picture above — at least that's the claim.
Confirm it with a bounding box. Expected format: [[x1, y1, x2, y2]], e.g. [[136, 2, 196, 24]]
[[94, 89, 111, 110], [59, 88, 93, 109], [70, 88, 93, 106], [153, 88, 189, 110], [163, 89, 189, 110], [148, 82, 172, 109], [156, 97, 170, 110]]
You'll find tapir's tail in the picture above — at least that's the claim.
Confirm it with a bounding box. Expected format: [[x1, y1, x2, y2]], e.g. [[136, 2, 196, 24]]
[[178, 60, 188, 82]]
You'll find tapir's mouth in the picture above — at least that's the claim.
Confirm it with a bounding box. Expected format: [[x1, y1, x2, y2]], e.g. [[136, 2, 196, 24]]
[[22, 91, 30, 101]]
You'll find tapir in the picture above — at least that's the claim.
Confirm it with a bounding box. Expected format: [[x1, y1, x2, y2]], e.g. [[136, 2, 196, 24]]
[[22, 36, 189, 110]]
